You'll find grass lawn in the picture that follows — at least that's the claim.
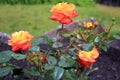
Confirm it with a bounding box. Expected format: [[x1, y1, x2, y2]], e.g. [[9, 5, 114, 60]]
[[0, 4, 120, 36]]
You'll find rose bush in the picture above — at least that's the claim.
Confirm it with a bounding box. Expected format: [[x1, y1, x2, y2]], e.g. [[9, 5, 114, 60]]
[[0, 2, 116, 80]]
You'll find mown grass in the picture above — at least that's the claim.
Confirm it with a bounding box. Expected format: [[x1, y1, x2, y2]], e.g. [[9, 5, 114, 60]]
[[0, 4, 58, 36], [0, 4, 120, 36], [76, 5, 120, 35]]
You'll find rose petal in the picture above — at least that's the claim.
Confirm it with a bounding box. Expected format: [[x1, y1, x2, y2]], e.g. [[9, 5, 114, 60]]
[[12, 46, 20, 51], [60, 17, 72, 24], [50, 13, 65, 21], [22, 43, 31, 50]]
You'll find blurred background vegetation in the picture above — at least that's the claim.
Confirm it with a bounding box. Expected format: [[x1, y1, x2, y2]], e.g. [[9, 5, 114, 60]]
[[0, 0, 120, 36], [0, 0, 96, 6]]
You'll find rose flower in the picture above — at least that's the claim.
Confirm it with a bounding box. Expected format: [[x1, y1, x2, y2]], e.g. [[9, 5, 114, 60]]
[[8, 31, 34, 51], [86, 22, 94, 29], [77, 47, 99, 67], [50, 2, 78, 24]]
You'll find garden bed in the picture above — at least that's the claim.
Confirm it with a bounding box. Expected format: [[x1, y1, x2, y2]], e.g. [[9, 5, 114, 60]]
[[0, 19, 120, 80], [88, 40, 120, 80], [42, 19, 120, 80]]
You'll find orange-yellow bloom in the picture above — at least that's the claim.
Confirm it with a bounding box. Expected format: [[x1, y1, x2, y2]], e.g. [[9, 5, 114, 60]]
[[8, 31, 34, 51], [50, 2, 78, 24], [77, 48, 99, 67], [86, 22, 94, 29]]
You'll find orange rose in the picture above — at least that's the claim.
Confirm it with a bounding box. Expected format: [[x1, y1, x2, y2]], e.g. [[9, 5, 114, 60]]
[[50, 2, 78, 24], [77, 48, 99, 67], [8, 31, 34, 51], [86, 22, 94, 29]]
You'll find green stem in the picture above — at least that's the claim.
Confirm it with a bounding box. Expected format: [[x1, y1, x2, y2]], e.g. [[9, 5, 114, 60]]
[[105, 20, 116, 40], [73, 44, 80, 51], [56, 24, 64, 39], [65, 38, 73, 51], [107, 23, 115, 34], [79, 32, 86, 42], [62, 24, 64, 30], [7, 63, 20, 68]]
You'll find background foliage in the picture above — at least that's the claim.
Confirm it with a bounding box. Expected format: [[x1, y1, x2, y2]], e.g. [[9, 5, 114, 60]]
[[0, 0, 96, 6]]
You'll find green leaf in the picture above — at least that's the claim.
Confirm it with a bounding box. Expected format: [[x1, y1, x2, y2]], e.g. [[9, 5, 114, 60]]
[[31, 37, 44, 46], [62, 33, 70, 37], [29, 70, 40, 76], [68, 48, 75, 54], [29, 46, 40, 52], [76, 34, 82, 39], [52, 42, 63, 48], [44, 73, 54, 80], [61, 31, 70, 37], [48, 56, 57, 65], [58, 56, 75, 68], [72, 31, 77, 37], [47, 50, 57, 55], [0, 51, 13, 63], [79, 77, 87, 80], [41, 36, 53, 46], [12, 53, 26, 60], [94, 36, 100, 43], [65, 70, 78, 80], [113, 35, 120, 40], [44, 64, 54, 70], [23, 68, 40, 76], [0, 66, 12, 78], [101, 44, 107, 52], [80, 43, 94, 51], [94, 32, 106, 43], [99, 32, 106, 38], [52, 67, 64, 80], [87, 34, 95, 43]]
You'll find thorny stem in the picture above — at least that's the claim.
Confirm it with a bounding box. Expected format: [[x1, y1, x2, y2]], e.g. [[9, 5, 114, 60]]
[[78, 32, 87, 42]]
